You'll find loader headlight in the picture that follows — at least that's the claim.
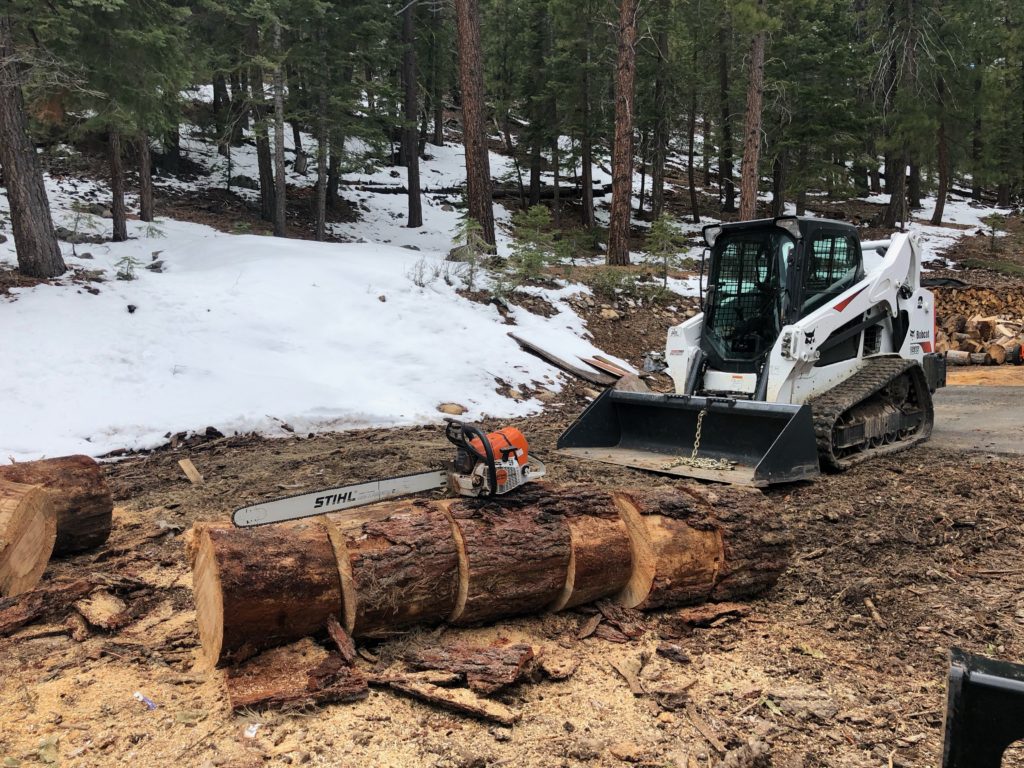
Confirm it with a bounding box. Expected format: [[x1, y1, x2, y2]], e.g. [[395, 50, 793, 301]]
[[702, 225, 723, 247]]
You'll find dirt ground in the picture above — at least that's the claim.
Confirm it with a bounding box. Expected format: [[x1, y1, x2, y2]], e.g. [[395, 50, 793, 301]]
[[3, 370, 1024, 768]]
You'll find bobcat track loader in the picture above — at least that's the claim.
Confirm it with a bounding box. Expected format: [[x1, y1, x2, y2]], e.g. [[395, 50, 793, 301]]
[[558, 216, 946, 486]]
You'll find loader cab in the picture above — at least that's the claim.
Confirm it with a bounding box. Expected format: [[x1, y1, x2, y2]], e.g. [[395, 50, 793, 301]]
[[700, 217, 863, 375]]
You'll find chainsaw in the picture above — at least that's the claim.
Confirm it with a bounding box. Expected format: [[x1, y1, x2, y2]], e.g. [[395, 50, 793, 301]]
[[232, 420, 546, 528]]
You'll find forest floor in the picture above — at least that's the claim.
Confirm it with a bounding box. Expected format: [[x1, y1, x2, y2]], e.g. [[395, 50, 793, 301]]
[[3, 244, 1024, 768]]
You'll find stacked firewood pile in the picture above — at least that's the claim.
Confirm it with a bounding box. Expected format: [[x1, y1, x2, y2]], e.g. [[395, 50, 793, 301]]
[[936, 314, 1024, 365]]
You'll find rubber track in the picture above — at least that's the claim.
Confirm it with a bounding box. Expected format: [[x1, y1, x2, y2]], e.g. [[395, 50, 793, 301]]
[[807, 356, 934, 471]]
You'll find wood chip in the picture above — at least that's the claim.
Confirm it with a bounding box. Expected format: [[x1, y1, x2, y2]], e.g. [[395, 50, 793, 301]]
[[672, 602, 751, 627], [177, 459, 204, 485], [863, 597, 888, 629], [325, 615, 357, 665], [609, 657, 644, 696], [74, 590, 129, 631], [686, 702, 725, 754], [386, 680, 519, 725], [576, 613, 602, 640]]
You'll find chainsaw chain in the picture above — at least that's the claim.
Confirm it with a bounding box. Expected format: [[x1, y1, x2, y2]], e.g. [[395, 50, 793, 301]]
[[807, 355, 934, 472]]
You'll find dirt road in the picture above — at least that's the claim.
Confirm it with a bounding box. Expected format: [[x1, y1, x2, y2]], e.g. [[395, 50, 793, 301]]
[[932, 367, 1023, 455]]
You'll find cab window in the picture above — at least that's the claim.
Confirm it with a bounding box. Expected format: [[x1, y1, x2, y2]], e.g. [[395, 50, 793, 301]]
[[801, 231, 861, 316]]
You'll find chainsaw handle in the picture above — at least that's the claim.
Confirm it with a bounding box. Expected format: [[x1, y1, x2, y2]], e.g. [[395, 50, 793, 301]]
[[444, 420, 498, 496]]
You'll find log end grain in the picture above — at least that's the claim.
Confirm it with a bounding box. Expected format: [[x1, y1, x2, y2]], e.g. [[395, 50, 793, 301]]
[[0, 480, 57, 598]]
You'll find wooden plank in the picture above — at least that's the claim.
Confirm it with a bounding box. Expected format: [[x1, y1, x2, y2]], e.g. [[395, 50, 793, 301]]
[[507, 333, 616, 386], [580, 357, 625, 379], [178, 459, 204, 485]]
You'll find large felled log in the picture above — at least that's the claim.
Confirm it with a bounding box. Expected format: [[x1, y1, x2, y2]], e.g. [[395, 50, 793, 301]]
[[0, 456, 112, 555], [0, 480, 57, 597], [326, 501, 460, 638], [188, 482, 787, 664], [188, 518, 342, 667]]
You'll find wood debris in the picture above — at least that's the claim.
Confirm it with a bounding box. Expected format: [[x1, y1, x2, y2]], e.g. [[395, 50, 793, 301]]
[[386, 679, 520, 725], [404, 642, 535, 695], [325, 615, 357, 665], [225, 638, 368, 711], [74, 590, 130, 631], [177, 458, 205, 484], [670, 601, 752, 628]]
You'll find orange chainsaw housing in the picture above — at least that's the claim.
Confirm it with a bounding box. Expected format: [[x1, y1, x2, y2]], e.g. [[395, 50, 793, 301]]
[[468, 427, 529, 467]]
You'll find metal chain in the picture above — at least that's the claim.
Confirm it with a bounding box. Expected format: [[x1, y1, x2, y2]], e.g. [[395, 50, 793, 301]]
[[664, 407, 736, 472]]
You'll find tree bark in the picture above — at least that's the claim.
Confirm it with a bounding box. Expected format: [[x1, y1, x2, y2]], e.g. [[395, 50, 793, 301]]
[[271, 20, 287, 238], [138, 135, 154, 222], [109, 130, 128, 242], [606, 0, 640, 266], [228, 70, 247, 143], [702, 112, 712, 187], [454, 0, 495, 246], [718, 26, 736, 212], [907, 159, 921, 210], [327, 141, 341, 210], [402, 2, 423, 228], [251, 66, 275, 222], [971, 65, 982, 201], [212, 73, 229, 157], [883, 151, 907, 228], [0, 455, 113, 556], [0, 480, 56, 598], [931, 78, 949, 226], [738, 17, 766, 221], [327, 502, 458, 638], [636, 129, 648, 216], [0, 15, 65, 278], [315, 92, 328, 241]]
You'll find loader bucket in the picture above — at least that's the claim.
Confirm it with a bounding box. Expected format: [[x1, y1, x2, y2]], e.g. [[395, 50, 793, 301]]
[[556, 389, 821, 487]]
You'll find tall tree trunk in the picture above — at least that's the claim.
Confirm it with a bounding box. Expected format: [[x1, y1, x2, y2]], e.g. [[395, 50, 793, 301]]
[[770, 151, 785, 218], [687, 89, 700, 224], [738, 17, 766, 221], [650, 14, 669, 220], [883, 151, 907, 229], [971, 65, 982, 201], [606, 0, 640, 266], [316, 105, 328, 242], [717, 28, 736, 213], [636, 129, 648, 216], [795, 146, 807, 216], [907, 160, 921, 210], [431, 3, 445, 146], [109, 130, 127, 242], [0, 15, 65, 278], [882, 151, 892, 193], [228, 71, 247, 143], [252, 66, 275, 221], [272, 21, 287, 238], [580, 35, 595, 228], [402, 2, 423, 228], [551, 136, 561, 228], [291, 122, 308, 176], [327, 142, 341, 210], [213, 74, 229, 157], [930, 79, 949, 226], [453, 0, 495, 246], [529, 140, 542, 206], [138, 135, 154, 222], [701, 112, 711, 187]]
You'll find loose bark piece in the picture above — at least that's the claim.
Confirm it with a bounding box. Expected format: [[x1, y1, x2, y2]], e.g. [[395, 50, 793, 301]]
[[187, 519, 342, 666], [539, 651, 579, 681], [0, 455, 112, 555], [577, 613, 602, 640], [326, 501, 459, 638], [686, 702, 725, 754], [594, 623, 631, 644], [596, 600, 646, 639], [74, 590, 129, 631], [445, 487, 571, 625], [178, 459, 204, 485], [0, 480, 56, 597], [226, 638, 368, 711], [671, 601, 751, 628], [325, 615, 357, 665], [387, 680, 519, 725], [0, 578, 94, 636], [609, 656, 644, 696], [405, 643, 535, 695], [369, 670, 464, 687]]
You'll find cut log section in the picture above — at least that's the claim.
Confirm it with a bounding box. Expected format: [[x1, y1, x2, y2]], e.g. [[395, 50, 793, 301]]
[[325, 501, 460, 638], [187, 518, 342, 667], [0, 455, 112, 555], [612, 484, 790, 610], [0, 480, 57, 597], [549, 487, 633, 611], [444, 489, 572, 625]]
